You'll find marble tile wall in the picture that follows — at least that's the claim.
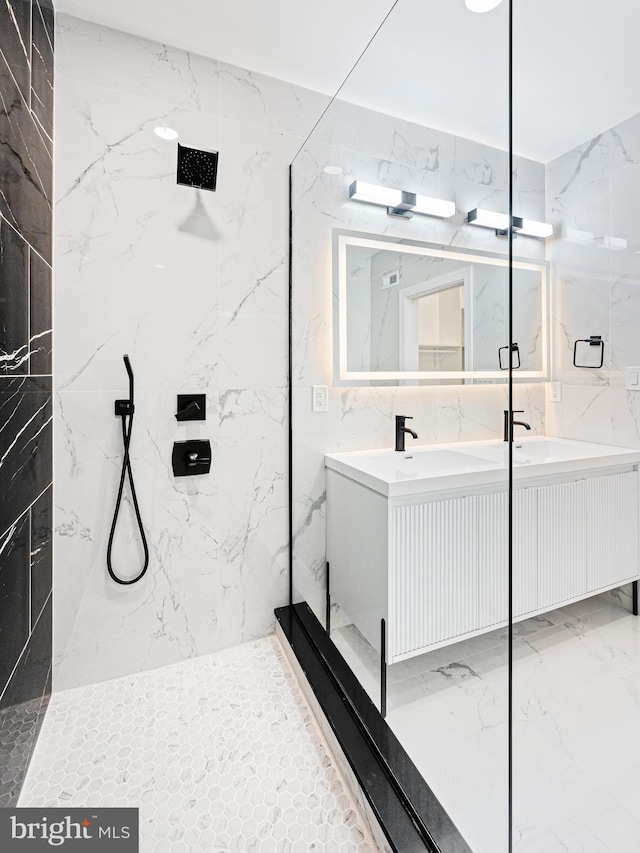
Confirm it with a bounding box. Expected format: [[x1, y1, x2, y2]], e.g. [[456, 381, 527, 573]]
[[0, 0, 54, 806], [291, 102, 547, 616], [545, 112, 640, 449], [53, 15, 329, 691]]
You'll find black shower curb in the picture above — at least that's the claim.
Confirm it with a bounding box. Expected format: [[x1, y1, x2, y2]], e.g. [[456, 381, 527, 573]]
[[275, 603, 472, 853]]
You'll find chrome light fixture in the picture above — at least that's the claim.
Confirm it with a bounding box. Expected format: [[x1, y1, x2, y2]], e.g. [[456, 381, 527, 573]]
[[467, 207, 553, 239], [349, 181, 455, 220]]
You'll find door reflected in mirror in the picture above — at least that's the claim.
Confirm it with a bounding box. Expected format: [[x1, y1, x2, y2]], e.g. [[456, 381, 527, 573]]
[[336, 231, 549, 385]]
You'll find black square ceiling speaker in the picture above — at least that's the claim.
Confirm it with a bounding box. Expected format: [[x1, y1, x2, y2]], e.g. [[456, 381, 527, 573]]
[[177, 144, 219, 191]]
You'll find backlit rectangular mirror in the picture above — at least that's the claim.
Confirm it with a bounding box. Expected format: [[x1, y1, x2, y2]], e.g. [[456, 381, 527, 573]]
[[334, 231, 549, 384]]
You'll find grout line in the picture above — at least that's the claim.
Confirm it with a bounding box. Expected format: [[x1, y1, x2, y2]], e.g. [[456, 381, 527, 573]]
[[27, 247, 32, 376], [28, 0, 32, 113], [0, 483, 52, 545], [0, 591, 52, 706], [35, 0, 54, 56], [30, 590, 52, 647], [28, 506, 32, 633], [0, 213, 52, 270], [32, 108, 53, 145]]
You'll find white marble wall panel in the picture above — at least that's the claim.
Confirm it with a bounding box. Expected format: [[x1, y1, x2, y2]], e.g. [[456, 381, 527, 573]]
[[609, 163, 640, 386], [611, 113, 640, 171], [546, 131, 610, 199], [547, 111, 640, 451], [54, 80, 221, 393], [55, 15, 220, 115], [54, 389, 219, 691], [54, 16, 322, 690], [291, 98, 548, 621], [219, 62, 329, 138]]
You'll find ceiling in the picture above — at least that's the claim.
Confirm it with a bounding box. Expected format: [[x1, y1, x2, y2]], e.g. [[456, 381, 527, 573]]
[[56, 0, 640, 163]]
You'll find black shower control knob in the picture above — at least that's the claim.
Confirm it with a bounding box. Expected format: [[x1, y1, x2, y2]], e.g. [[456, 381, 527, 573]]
[[172, 439, 212, 476]]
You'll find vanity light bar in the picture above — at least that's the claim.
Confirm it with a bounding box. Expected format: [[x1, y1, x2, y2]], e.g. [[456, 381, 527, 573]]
[[349, 181, 455, 219], [467, 208, 513, 231], [467, 207, 553, 239], [413, 194, 456, 218], [598, 235, 628, 251], [564, 228, 596, 244], [564, 228, 628, 250], [519, 219, 554, 239]]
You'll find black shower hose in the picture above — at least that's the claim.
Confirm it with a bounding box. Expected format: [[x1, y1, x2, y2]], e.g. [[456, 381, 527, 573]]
[[106, 409, 149, 585]]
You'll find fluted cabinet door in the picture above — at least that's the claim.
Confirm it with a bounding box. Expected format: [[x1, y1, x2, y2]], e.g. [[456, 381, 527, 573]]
[[537, 480, 587, 609], [477, 487, 538, 628], [586, 471, 639, 592], [513, 487, 538, 617], [391, 497, 477, 660], [477, 491, 508, 628]]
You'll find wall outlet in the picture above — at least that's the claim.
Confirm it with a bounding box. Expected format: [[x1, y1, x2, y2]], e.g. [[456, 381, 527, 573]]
[[312, 385, 328, 412], [549, 381, 562, 403], [626, 367, 640, 391]]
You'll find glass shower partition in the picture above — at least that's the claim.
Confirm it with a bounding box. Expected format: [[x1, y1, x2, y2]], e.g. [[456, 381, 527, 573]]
[[290, 1, 519, 850], [511, 1, 640, 849]]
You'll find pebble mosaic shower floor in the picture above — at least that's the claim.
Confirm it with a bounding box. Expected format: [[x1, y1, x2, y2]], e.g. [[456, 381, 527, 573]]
[[19, 636, 378, 852]]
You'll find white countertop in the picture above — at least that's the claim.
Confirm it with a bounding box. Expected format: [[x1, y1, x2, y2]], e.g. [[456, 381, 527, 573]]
[[325, 436, 640, 497]]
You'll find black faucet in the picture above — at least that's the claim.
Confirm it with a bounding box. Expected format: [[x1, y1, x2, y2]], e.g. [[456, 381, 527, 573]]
[[503, 409, 532, 443], [395, 415, 418, 452]]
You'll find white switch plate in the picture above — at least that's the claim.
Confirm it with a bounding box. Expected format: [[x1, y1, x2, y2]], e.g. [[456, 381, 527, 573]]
[[626, 367, 640, 391], [549, 381, 562, 403], [312, 385, 328, 412]]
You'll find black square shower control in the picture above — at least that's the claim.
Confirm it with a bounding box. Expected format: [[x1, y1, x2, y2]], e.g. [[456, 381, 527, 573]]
[[175, 394, 206, 421], [177, 144, 219, 191]]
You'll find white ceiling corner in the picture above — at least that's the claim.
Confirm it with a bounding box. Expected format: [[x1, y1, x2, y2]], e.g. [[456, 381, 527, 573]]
[[55, 0, 640, 163]]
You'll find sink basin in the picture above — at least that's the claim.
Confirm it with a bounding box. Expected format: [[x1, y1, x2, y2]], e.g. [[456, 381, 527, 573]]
[[325, 436, 640, 497], [336, 449, 497, 482]]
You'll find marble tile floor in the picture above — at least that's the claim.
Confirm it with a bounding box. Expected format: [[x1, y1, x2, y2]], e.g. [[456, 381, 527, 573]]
[[333, 589, 640, 853], [18, 635, 378, 852]]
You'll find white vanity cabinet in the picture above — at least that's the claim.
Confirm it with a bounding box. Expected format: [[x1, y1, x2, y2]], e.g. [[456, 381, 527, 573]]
[[326, 440, 640, 665]]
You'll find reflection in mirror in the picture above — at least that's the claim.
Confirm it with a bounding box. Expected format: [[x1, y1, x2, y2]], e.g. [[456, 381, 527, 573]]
[[337, 233, 548, 382]]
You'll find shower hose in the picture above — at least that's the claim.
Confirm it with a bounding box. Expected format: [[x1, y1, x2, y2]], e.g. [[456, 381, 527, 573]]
[[107, 357, 149, 585]]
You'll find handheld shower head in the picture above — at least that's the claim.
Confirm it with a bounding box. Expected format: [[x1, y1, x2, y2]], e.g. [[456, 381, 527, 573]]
[[108, 353, 149, 585], [123, 354, 134, 404]]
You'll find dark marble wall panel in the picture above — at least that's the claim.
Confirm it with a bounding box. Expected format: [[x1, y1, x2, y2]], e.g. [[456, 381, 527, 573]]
[[31, 0, 54, 138], [0, 219, 29, 374], [29, 250, 52, 375], [0, 51, 52, 263], [0, 596, 51, 806], [30, 486, 52, 627], [0, 377, 52, 535], [0, 0, 53, 806], [0, 0, 31, 100], [0, 515, 30, 690], [0, 0, 54, 807]]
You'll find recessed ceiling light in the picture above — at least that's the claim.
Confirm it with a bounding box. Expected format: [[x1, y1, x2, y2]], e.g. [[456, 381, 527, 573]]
[[324, 165, 343, 175], [154, 126, 179, 141], [465, 0, 504, 12]]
